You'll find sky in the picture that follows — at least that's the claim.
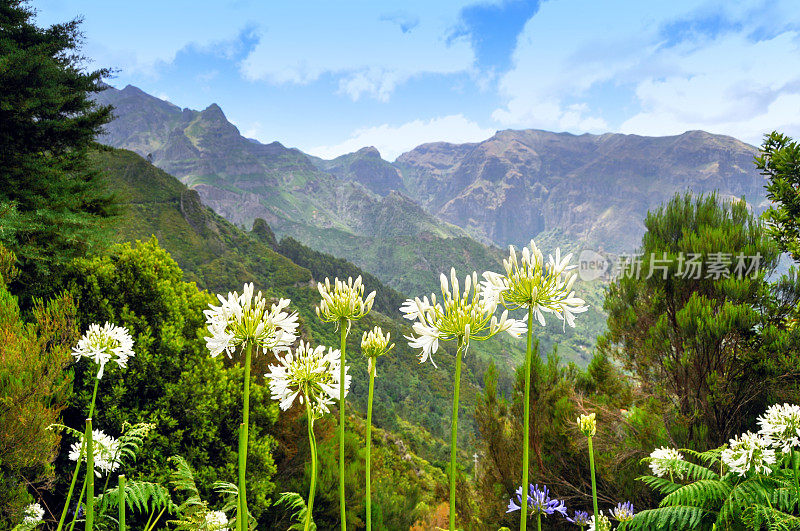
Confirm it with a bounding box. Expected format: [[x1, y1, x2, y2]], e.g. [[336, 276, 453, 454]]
[[34, 0, 800, 161]]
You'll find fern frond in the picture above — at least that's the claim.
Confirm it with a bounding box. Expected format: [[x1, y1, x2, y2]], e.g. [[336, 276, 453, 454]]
[[659, 479, 732, 509], [717, 476, 773, 527], [682, 447, 724, 467], [275, 492, 315, 531], [96, 480, 177, 515], [741, 503, 800, 531], [637, 475, 683, 495], [115, 422, 155, 467], [621, 505, 707, 530]]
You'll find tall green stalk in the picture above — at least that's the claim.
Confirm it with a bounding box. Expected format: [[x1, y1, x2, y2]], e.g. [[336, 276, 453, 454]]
[[119, 475, 126, 531], [365, 360, 376, 531], [305, 396, 318, 531], [521, 304, 534, 531], [57, 377, 100, 531], [449, 337, 465, 531], [338, 318, 348, 531], [86, 419, 94, 530], [240, 342, 253, 530], [588, 436, 599, 520]]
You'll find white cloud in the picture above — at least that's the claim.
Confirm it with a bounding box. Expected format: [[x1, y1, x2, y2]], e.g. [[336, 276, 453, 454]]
[[306, 115, 495, 161], [493, 0, 800, 143], [619, 31, 800, 144], [239, 2, 476, 101]]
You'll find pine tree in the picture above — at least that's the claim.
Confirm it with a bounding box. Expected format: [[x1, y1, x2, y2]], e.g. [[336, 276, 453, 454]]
[[0, 0, 114, 301]]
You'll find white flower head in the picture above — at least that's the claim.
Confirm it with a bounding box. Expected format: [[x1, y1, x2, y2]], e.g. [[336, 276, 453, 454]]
[[758, 403, 800, 453], [648, 446, 685, 479], [266, 340, 350, 417], [401, 268, 524, 367], [68, 429, 121, 477], [577, 413, 597, 437], [204, 283, 298, 358], [722, 431, 776, 476], [22, 502, 45, 526], [482, 240, 588, 331], [316, 275, 376, 324], [203, 510, 228, 530], [361, 326, 395, 376], [588, 512, 612, 531], [72, 322, 135, 379]]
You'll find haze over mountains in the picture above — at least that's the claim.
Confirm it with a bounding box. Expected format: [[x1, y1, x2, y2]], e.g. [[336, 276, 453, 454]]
[[96, 84, 768, 260]]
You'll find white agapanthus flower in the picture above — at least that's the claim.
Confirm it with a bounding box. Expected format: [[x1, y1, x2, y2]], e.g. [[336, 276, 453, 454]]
[[203, 510, 228, 530], [648, 446, 685, 479], [758, 403, 800, 453], [72, 322, 135, 379], [361, 326, 394, 376], [722, 431, 776, 476], [315, 275, 376, 324], [588, 512, 612, 531], [204, 283, 298, 358], [482, 241, 588, 330], [21, 502, 45, 526], [266, 340, 350, 416], [401, 268, 525, 367], [68, 429, 121, 477], [577, 413, 597, 437]]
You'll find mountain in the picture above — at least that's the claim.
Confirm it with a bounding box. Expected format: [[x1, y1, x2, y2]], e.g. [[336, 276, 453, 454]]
[[395, 129, 768, 251], [94, 85, 501, 302]]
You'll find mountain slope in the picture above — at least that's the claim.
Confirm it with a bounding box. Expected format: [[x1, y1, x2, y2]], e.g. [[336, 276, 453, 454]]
[[93, 145, 506, 465], [395, 129, 768, 251], [94, 85, 503, 300]]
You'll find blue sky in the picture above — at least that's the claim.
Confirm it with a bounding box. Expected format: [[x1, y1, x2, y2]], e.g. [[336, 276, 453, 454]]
[[35, 0, 800, 161]]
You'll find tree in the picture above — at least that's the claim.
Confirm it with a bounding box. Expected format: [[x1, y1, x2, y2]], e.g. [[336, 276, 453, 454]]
[[0, 0, 114, 301], [757, 131, 800, 261], [599, 193, 800, 448], [0, 244, 78, 527]]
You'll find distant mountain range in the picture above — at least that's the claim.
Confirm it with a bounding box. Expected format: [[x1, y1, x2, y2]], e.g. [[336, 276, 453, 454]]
[[97, 85, 768, 257]]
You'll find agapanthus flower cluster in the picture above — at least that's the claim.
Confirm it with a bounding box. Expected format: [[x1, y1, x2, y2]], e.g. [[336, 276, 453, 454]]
[[22, 502, 44, 526], [315, 275, 376, 324], [482, 241, 588, 330], [648, 446, 685, 479], [588, 512, 612, 531], [758, 403, 800, 453], [68, 429, 121, 477], [401, 268, 525, 366], [361, 326, 394, 376], [506, 484, 568, 518], [203, 510, 228, 530], [722, 431, 776, 476], [577, 413, 597, 437], [72, 322, 135, 379], [204, 283, 298, 358], [266, 340, 350, 416], [567, 510, 591, 527], [610, 501, 635, 522]]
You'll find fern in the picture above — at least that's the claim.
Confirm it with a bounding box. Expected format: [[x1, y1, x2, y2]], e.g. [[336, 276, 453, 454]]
[[619, 505, 707, 530], [659, 479, 732, 509], [96, 480, 177, 514], [275, 492, 315, 531], [167, 456, 237, 530], [114, 422, 156, 467]]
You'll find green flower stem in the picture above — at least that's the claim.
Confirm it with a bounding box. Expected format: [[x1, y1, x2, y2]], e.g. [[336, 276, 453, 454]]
[[240, 342, 254, 530], [67, 479, 86, 531], [338, 317, 348, 531], [86, 419, 94, 530], [587, 436, 598, 521], [57, 376, 100, 531], [521, 304, 534, 531], [237, 424, 245, 531], [119, 475, 126, 531], [449, 337, 465, 531], [537, 512, 542, 531], [365, 360, 376, 531], [305, 396, 318, 531]]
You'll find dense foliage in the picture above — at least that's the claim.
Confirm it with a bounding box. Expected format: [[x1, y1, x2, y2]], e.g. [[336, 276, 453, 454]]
[[600, 193, 800, 448], [758, 131, 800, 262], [0, 245, 78, 527], [0, 0, 114, 301]]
